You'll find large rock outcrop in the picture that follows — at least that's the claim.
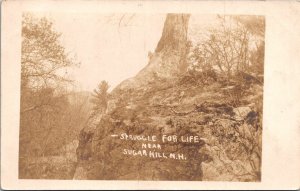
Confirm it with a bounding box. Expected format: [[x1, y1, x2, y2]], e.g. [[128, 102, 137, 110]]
[[74, 13, 263, 181]]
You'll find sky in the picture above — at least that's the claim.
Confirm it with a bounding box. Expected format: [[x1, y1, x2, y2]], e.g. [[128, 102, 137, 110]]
[[38, 13, 166, 92], [32, 13, 219, 92]]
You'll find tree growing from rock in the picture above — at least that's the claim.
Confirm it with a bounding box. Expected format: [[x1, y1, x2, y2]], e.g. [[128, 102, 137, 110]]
[[90, 81, 110, 115]]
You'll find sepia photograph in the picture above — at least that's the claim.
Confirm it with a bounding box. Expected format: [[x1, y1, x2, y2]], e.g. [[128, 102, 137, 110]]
[[19, 12, 264, 181], [1, 0, 300, 190]]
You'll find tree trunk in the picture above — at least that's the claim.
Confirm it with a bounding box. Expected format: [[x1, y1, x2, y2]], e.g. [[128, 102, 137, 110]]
[[155, 14, 190, 73], [156, 14, 190, 53]]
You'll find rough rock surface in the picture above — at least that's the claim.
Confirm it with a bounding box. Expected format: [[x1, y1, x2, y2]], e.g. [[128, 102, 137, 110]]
[[75, 74, 262, 181]]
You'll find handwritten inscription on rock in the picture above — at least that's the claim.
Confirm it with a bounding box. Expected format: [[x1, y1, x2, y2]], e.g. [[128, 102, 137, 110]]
[[111, 133, 203, 160]]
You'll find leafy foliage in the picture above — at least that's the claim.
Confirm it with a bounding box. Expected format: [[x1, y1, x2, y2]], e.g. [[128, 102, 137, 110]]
[[21, 14, 79, 90]]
